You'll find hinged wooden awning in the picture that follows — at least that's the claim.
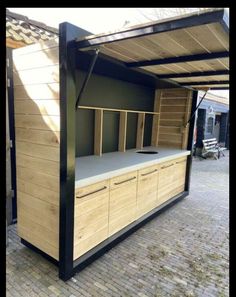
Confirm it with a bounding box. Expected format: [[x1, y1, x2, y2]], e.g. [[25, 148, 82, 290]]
[[75, 8, 229, 91]]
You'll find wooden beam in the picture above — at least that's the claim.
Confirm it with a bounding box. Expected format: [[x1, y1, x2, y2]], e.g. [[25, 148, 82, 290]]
[[94, 109, 103, 156], [136, 113, 145, 149], [78, 105, 159, 115], [118, 111, 127, 152], [151, 90, 162, 147]]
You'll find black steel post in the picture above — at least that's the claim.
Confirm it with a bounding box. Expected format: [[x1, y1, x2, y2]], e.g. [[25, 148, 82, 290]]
[[59, 22, 91, 281], [6, 48, 17, 223], [185, 90, 198, 192]]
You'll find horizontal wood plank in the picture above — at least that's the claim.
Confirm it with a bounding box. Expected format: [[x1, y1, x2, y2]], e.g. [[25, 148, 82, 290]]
[[15, 128, 59, 147], [14, 99, 60, 116], [16, 140, 59, 161], [15, 114, 60, 131]]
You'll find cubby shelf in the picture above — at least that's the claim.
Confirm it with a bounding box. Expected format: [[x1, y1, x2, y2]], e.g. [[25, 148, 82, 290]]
[[78, 105, 160, 155]]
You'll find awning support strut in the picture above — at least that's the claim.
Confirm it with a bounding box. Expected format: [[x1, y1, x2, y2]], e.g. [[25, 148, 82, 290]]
[[184, 91, 208, 127], [75, 48, 100, 109]]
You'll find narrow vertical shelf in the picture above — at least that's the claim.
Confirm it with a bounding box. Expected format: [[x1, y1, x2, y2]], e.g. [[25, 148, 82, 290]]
[[118, 111, 127, 152], [94, 109, 103, 156], [136, 113, 145, 149], [151, 90, 161, 147]]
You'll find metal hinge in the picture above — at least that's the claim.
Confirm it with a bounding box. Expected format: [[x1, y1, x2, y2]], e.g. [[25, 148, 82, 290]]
[[7, 58, 10, 68], [7, 78, 10, 87], [10, 140, 13, 148]]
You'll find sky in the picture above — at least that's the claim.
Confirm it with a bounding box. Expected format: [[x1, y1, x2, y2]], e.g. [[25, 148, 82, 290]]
[[8, 7, 229, 99]]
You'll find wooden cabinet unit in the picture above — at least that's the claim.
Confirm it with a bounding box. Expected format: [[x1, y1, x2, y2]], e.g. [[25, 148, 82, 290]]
[[136, 165, 159, 219], [109, 171, 137, 236], [73, 180, 109, 260]]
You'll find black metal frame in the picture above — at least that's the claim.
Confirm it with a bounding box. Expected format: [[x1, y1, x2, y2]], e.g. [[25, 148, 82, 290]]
[[157, 70, 229, 79], [125, 52, 229, 68], [179, 80, 229, 86], [6, 48, 17, 223], [76, 9, 227, 49]]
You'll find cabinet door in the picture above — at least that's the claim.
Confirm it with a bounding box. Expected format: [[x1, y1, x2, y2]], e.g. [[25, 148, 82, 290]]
[[157, 160, 176, 205], [73, 180, 109, 260], [136, 165, 159, 219], [173, 157, 187, 196], [109, 171, 137, 236]]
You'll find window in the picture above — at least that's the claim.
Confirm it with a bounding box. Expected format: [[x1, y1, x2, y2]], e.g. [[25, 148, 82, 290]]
[[207, 117, 214, 134]]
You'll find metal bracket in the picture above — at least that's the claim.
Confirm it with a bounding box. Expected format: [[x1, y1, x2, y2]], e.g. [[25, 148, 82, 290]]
[[75, 48, 100, 109]]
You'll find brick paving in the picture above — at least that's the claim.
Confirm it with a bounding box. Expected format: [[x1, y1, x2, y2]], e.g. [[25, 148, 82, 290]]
[[6, 152, 229, 297]]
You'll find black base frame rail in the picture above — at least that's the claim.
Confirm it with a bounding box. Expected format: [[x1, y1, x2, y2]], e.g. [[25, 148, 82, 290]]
[[20, 22, 198, 281]]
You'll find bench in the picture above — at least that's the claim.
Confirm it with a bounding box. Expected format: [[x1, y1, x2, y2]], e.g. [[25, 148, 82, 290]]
[[202, 138, 227, 159]]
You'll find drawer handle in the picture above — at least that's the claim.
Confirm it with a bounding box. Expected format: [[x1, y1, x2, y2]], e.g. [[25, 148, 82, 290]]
[[161, 164, 174, 169], [141, 169, 158, 176], [176, 160, 186, 164], [114, 176, 136, 185], [76, 186, 107, 199]]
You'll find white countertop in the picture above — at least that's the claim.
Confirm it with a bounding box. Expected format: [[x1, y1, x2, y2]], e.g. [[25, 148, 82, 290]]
[[75, 146, 191, 188]]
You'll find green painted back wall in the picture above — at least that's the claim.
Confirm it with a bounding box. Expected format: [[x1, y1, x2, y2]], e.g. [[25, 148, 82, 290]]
[[75, 70, 155, 157]]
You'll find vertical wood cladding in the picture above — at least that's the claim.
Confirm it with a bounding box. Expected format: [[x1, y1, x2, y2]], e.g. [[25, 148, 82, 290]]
[[13, 39, 60, 260]]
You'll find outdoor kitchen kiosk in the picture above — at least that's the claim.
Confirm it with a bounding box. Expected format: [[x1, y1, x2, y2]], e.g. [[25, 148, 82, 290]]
[[12, 8, 229, 280]]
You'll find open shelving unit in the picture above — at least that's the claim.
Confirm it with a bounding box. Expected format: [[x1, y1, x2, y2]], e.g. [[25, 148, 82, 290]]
[[78, 105, 160, 155]]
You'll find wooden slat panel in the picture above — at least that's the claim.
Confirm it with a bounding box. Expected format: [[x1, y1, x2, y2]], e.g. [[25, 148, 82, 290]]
[[17, 179, 59, 206], [18, 191, 59, 230], [173, 74, 229, 83], [94, 109, 103, 156], [18, 224, 58, 260], [17, 167, 59, 192], [159, 126, 181, 134], [159, 133, 182, 142], [15, 115, 60, 131], [118, 111, 127, 152], [16, 154, 59, 177], [13, 65, 59, 86], [15, 128, 59, 147], [13, 47, 59, 71], [16, 141, 59, 162], [160, 119, 184, 127], [161, 99, 187, 106], [185, 23, 228, 53], [18, 214, 58, 251], [14, 83, 59, 100], [160, 113, 185, 120], [13, 41, 60, 260], [161, 105, 186, 113], [13, 38, 59, 57], [14, 99, 60, 116], [136, 113, 145, 149]]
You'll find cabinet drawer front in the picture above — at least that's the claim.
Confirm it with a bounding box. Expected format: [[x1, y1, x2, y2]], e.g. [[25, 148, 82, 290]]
[[110, 171, 137, 190], [138, 165, 159, 180], [73, 226, 108, 260], [74, 195, 109, 243], [174, 156, 187, 164], [75, 180, 109, 202], [159, 160, 175, 170], [109, 182, 137, 236]]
